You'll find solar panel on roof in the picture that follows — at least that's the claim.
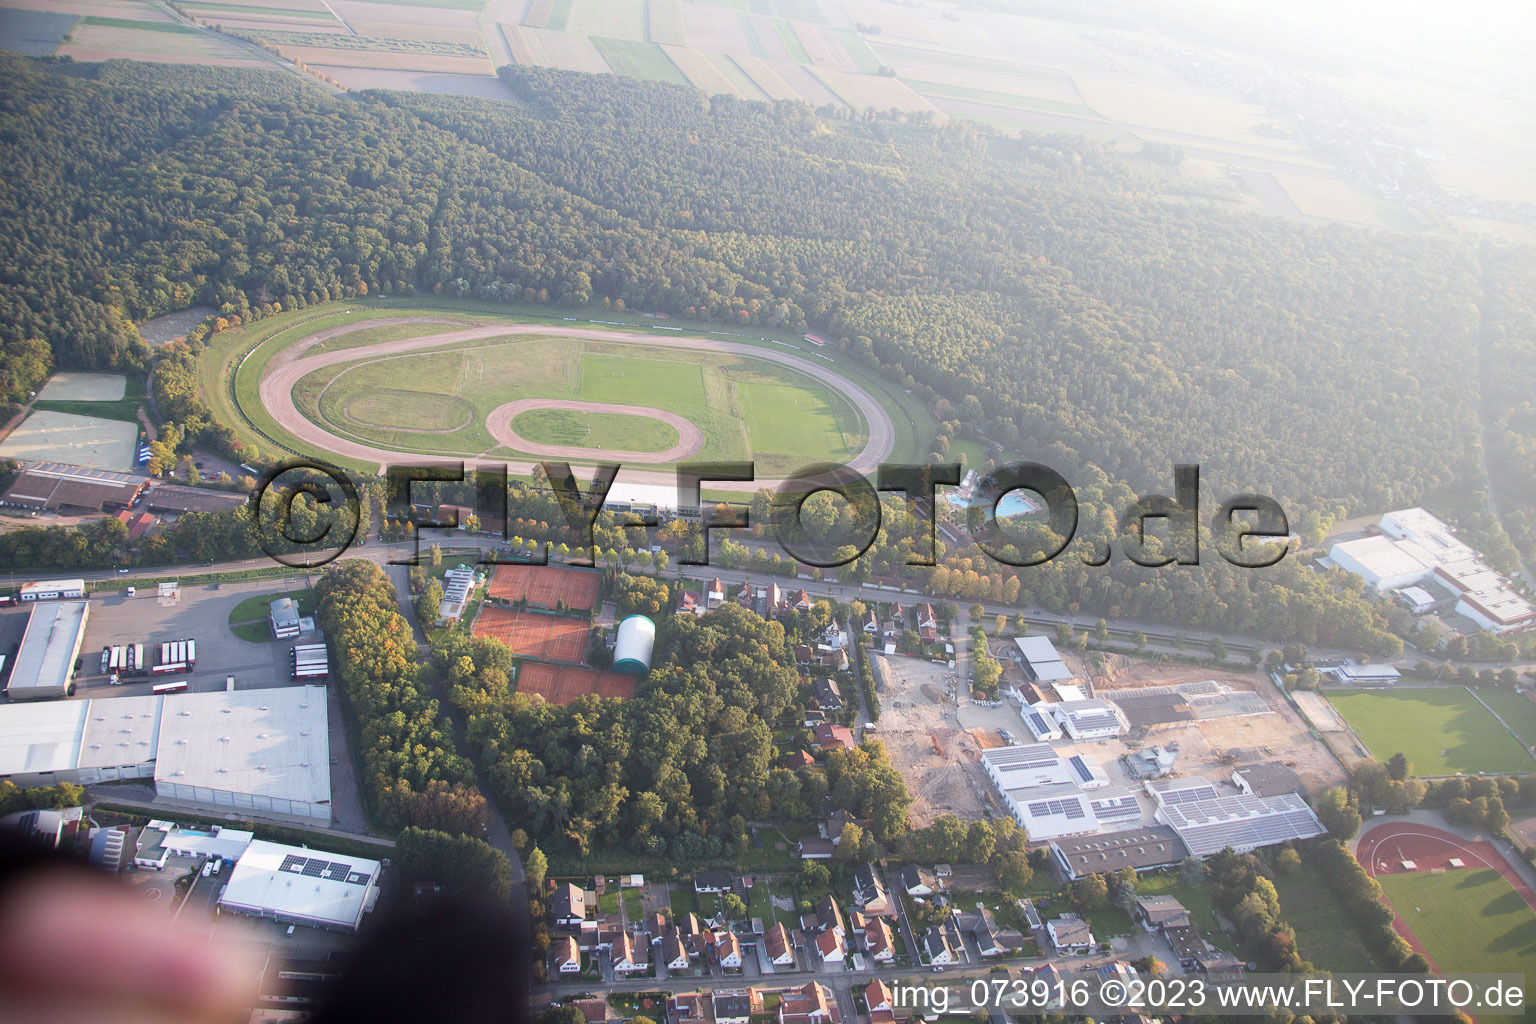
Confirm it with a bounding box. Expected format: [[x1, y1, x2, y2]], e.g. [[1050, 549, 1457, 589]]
[[280, 854, 307, 873]]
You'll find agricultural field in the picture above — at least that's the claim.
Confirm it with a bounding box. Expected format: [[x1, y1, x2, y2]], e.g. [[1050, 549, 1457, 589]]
[[1272, 172, 1383, 226], [0, 7, 78, 54], [1324, 687, 1536, 776], [589, 37, 686, 85], [1377, 868, 1536, 979]]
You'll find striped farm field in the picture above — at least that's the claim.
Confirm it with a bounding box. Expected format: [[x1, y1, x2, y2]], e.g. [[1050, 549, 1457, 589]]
[[647, 0, 688, 45], [500, 22, 538, 63], [711, 53, 767, 98], [736, 12, 767, 57], [771, 17, 807, 62], [789, 20, 838, 66], [831, 28, 879, 72], [521, 0, 553, 26], [814, 67, 937, 113], [663, 45, 742, 96], [277, 45, 493, 72], [544, 0, 570, 30], [730, 54, 798, 99], [589, 37, 686, 84], [523, 27, 610, 71]]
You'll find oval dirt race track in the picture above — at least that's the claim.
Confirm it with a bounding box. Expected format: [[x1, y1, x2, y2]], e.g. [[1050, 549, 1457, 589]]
[[256, 317, 896, 487]]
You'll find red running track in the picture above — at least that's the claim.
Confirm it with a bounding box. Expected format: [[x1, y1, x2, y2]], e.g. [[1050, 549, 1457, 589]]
[[1356, 822, 1536, 971]]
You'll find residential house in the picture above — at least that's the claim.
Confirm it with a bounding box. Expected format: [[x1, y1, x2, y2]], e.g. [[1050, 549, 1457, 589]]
[[1163, 924, 1208, 970], [668, 992, 706, 1024], [717, 931, 743, 970], [764, 922, 796, 966], [825, 809, 863, 845], [918, 604, 940, 643], [863, 918, 895, 962], [797, 837, 835, 860], [707, 578, 726, 608], [572, 999, 613, 1024], [713, 990, 752, 1024], [864, 980, 893, 1013], [1134, 895, 1191, 932], [695, 870, 734, 894], [554, 935, 581, 973], [734, 581, 754, 607], [815, 928, 845, 964], [1193, 949, 1246, 984], [813, 678, 844, 711], [784, 750, 816, 769], [812, 723, 855, 752], [961, 908, 1024, 958], [676, 590, 702, 616], [767, 582, 784, 614], [794, 589, 814, 612], [612, 931, 648, 974], [922, 926, 955, 965], [851, 864, 897, 918], [897, 865, 935, 897], [551, 882, 587, 928], [661, 929, 690, 971], [779, 982, 840, 1024], [793, 644, 816, 671], [863, 610, 880, 635], [1047, 914, 1094, 955]]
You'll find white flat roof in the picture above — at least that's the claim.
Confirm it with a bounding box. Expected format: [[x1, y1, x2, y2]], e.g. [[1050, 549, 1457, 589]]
[[155, 687, 330, 805], [162, 825, 254, 862], [0, 700, 88, 775], [1013, 636, 1064, 665], [219, 839, 379, 929], [78, 695, 162, 770], [1329, 536, 1429, 582], [10, 601, 87, 695]]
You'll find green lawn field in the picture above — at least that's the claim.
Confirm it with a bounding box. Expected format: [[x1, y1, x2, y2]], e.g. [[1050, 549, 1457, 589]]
[[1477, 689, 1536, 748], [1378, 868, 1536, 978], [589, 38, 688, 86], [1324, 687, 1536, 775], [1272, 870, 1381, 972], [510, 408, 679, 452]]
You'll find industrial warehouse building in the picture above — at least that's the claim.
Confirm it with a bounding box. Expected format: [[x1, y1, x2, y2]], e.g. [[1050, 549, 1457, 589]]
[[1011, 635, 1073, 683], [0, 463, 147, 513], [218, 839, 382, 932], [1327, 508, 1533, 633], [5, 600, 89, 700], [979, 744, 1117, 841], [0, 687, 332, 820]]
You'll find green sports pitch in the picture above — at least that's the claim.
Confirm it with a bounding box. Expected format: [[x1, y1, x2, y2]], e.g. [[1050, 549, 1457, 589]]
[[1324, 687, 1536, 776], [1377, 868, 1536, 980]]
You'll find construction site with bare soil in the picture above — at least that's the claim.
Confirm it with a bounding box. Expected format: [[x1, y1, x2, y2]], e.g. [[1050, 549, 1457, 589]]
[[872, 643, 1348, 829]]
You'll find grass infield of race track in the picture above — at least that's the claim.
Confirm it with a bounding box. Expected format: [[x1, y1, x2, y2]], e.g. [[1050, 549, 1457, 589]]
[[201, 300, 934, 481], [1323, 687, 1536, 776], [1376, 868, 1536, 979]]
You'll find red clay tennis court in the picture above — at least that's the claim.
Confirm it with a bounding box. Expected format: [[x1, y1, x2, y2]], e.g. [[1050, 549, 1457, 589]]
[[472, 607, 588, 663], [486, 564, 600, 611], [514, 661, 637, 704]]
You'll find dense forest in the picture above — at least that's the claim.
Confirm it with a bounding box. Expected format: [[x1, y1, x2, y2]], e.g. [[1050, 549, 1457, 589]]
[[3, 55, 1535, 537], [442, 598, 910, 861]]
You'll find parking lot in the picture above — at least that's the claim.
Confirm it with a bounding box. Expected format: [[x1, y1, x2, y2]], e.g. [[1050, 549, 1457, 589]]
[[72, 578, 315, 699]]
